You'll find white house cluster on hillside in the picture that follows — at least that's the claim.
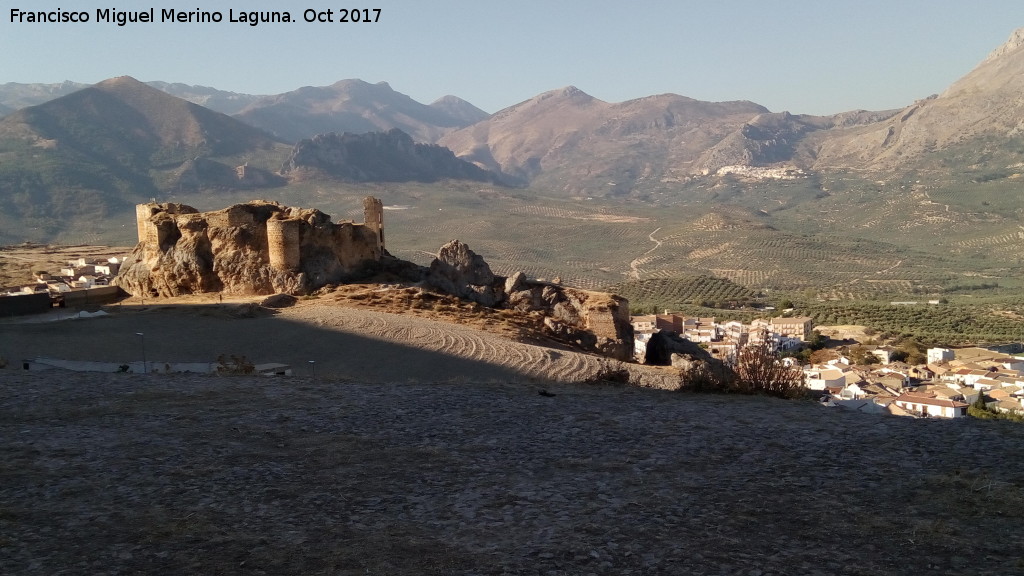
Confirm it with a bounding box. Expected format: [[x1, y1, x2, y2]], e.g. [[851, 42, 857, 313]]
[[631, 313, 814, 363], [633, 312, 1024, 420], [2, 256, 124, 296]]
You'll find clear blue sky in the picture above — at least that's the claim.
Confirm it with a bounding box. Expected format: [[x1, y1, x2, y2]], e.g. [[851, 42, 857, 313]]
[[2, 0, 1023, 115]]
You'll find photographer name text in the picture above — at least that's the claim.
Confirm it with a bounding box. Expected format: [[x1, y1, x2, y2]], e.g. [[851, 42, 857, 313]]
[[9, 7, 381, 26]]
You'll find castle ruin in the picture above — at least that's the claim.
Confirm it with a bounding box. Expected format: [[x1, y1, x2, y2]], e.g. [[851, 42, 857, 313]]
[[116, 197, 385, 297]]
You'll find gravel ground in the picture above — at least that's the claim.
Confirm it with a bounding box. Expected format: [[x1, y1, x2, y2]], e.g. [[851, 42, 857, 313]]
[[0, 299, 671, 387], [2, 371, 1023, 575]]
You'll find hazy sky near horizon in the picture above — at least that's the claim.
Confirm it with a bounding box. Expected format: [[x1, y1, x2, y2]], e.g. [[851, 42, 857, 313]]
[[2, 1, 1023, 115]]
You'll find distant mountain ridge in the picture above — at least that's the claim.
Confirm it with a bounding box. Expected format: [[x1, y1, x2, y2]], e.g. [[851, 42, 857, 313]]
[[0, 27, 1023, 244], [145, 81, 264, 116], [281, 128, 513, 185], [0, 79, 490, 145], [0, 76, 288, 239], [6, 24, 1021, 193], [234, 79, 488, 144], [802, 28, 1024, 175], [438, 87, 777, 194], [0, 81, 90, 113], [435, 87, 907, 194]]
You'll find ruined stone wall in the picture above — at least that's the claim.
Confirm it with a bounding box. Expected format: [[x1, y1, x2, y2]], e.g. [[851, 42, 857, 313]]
[[135, 204, 155, 245], [119, 197, 385, 297], [330, 222, 382, 268], [363, 196, 384, 251], [135, 203, 200, 248], [267, 218, 301, 272], [206, 206, 257, 229], [584, 294, 631, 342]]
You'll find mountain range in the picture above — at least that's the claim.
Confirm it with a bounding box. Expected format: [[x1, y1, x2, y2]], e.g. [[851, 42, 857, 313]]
[[0, 28, 1022, 254], [4, 28, 1023, 193], [0, 78, 488, 144]]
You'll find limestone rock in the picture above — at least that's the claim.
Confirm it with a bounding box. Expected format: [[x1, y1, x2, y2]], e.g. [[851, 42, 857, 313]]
[[433, 239, 495, 286], [670, 353, 699, 371], [504, 271, 527, 295], [425, 240, 502, 306], [423, 241, 634, 361], [646, 332, 710, 366], [512, 280, 634, 361]]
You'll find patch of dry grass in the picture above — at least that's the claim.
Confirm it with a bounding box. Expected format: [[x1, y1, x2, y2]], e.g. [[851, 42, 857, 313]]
[[325, 283, 550, 344]]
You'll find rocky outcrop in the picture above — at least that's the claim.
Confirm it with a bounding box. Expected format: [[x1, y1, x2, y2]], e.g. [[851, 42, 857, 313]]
[[260, 293, 298, 308], [424, 239, 634, 360], [644, 331, 709, 366], [280, 128, 515, 185], [115, 199, 383, 297], [424, 240, 504, 307], [508, 283, 633, 361]]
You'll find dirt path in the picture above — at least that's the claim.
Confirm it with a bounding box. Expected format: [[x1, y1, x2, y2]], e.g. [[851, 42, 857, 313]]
[[627, 226, 663, 281], [877, 259, 903, 274]]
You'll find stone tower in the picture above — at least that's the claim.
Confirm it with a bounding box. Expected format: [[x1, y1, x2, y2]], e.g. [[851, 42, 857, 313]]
[[266, 217, 301, 272], [363, 196, 384, 251], [135, 204, 159, 245], [135, 202, 198, 248]]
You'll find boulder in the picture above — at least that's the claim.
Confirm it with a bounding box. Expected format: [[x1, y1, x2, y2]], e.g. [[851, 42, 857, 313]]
[[260, 293, 298, 308], [504, 271, 527, 295], [645, 331, 710, 366], [425, 240, 501, 306]]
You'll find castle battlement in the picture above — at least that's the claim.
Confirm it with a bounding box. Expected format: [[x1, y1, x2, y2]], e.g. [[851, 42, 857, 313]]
[[121, 197, 384, 296]]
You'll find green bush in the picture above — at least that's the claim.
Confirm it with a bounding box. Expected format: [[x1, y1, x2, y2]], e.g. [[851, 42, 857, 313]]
[[968, 391, 1024, 422]]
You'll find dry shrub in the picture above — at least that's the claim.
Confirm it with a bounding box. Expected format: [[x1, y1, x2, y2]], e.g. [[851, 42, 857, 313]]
[[732, 339, 805, 399], [677, 360, 737, 393], [216, 354, 254, 375], [678, 336, 804, 399]]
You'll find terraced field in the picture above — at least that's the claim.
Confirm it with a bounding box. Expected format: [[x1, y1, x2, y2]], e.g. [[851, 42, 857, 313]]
[[806, 299, 1024, 344], [613, 276, 760, 313], [9, 172, 1015, 310]]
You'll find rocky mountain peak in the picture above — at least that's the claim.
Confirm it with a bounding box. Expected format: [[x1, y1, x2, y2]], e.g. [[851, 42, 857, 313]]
[[429, 95, 490, 125], [95, 76, 147, 90], [526, 86, 598, 107], [983, 27, 1024, 63], [557, 85, 596, 103]]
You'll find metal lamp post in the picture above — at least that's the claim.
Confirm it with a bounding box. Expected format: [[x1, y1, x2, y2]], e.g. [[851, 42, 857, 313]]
[[136, 332, 147, 374], [309, 360, 316, 382]]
